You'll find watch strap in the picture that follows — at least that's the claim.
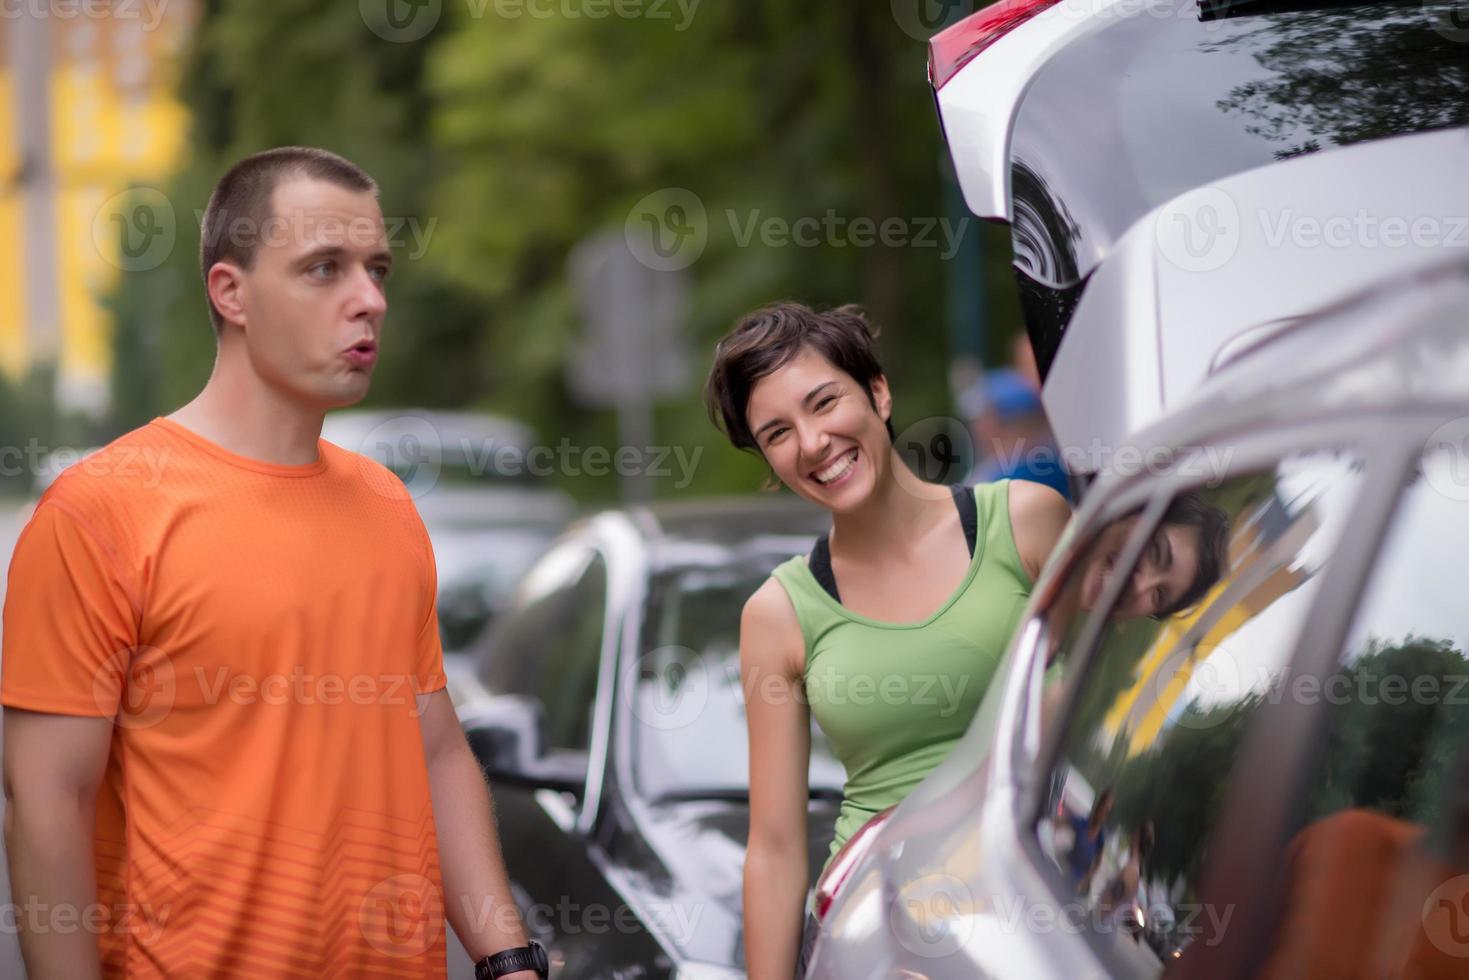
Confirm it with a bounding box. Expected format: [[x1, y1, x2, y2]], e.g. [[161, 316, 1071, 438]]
[[475, 941, 547, 979]]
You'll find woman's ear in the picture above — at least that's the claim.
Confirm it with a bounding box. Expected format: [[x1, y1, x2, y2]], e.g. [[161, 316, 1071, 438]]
[[871, 374, 893, 423]]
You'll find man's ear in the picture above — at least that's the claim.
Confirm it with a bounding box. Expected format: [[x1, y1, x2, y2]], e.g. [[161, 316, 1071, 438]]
[[206, 261, 247, 331]]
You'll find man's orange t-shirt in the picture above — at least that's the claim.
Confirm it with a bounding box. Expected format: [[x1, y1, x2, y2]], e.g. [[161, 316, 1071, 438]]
[[2, 417, 450, 978]]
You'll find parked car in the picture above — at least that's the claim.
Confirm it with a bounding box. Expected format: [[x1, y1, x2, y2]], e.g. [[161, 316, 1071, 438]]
[[321, 409, 575, 651], [808, 260, 1469, 977], [451, 495, 848, 978], [931, 0, 1469, 472]]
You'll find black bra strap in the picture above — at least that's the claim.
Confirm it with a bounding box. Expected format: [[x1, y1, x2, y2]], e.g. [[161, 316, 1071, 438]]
[[810, 533, 841, 603], [809, 485, 979, 604], [953, 483, 979, 559]]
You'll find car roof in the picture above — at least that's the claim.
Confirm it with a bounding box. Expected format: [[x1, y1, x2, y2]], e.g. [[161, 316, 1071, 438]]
[[321, 408, 535, 456], [621, 494, 830, 571]]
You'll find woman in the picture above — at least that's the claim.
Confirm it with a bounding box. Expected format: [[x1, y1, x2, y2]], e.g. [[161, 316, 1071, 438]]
[[704, 302, 1072, 979]]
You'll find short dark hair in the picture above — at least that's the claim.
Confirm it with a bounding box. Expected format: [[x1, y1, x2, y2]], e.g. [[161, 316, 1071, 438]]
[[704, 302, 896, 454], [199, 146, 378, 335], [1156, 491, 1231, 617]]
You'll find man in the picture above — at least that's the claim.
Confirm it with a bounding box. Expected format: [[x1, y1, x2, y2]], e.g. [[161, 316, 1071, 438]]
[[959, 367, 1071, 499], [2, 147, 545, 979]]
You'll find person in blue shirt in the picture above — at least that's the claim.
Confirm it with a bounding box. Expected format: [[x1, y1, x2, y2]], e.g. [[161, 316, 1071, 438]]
[[960, 367, 1073, 499]]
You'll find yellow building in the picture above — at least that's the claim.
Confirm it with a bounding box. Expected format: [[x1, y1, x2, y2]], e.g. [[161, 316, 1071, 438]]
[[1, 1, 194, 413]]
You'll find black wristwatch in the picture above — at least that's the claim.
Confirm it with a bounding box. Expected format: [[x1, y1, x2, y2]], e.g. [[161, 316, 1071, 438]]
[[474, 940, 549, 979]]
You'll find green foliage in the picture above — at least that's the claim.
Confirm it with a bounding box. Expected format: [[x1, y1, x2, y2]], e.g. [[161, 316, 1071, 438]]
[[105, 0, 1010, 501]]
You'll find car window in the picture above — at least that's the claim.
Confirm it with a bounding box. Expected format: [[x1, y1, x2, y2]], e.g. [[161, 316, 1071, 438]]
[[1034, 448, 1363, 973], [479, 541, 608, 753], [629, 563, 845, 801], [1256, 441, 1469, 975], [1008, 0, 1469, 291]]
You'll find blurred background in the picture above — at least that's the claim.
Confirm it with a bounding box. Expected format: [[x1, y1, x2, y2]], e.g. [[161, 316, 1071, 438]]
[[0, 11, 1045, 969], [0, 0, 1037, 506]]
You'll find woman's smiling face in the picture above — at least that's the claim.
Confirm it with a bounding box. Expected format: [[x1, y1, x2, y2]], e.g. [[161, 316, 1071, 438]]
[[745, 346, 893, 512]]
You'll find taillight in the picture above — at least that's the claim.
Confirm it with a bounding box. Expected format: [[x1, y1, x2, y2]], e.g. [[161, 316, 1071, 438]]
[[928, 0, 1065, 90], [812, 807, 896, 922]]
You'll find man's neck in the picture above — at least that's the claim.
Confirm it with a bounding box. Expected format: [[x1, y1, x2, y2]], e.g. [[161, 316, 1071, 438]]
[[167, 356, 325, 467]]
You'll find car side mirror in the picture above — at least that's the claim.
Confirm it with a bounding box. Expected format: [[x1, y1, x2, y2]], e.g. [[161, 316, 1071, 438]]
[[461, 695, 587, 797]]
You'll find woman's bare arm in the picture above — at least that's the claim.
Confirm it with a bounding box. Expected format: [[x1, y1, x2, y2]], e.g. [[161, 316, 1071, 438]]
[[740, 577, 814, 980]]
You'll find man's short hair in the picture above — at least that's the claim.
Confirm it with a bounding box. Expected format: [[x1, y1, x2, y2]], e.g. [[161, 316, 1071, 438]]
[[199, 147, 377, 335]]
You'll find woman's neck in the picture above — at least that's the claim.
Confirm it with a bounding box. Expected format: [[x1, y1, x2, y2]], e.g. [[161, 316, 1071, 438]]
[[827, 447, 955, 561]]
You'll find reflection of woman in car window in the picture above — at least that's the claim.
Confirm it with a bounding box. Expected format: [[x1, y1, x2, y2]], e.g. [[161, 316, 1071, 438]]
[[705, 303, 1072, 979]]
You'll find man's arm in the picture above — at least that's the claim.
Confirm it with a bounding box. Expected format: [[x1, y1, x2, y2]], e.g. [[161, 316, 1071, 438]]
[[416, 689, 540, 978], [3, 709, 113, 980]]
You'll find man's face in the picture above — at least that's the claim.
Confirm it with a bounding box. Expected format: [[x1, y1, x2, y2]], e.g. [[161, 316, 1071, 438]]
[[232, 177, 391, 410]]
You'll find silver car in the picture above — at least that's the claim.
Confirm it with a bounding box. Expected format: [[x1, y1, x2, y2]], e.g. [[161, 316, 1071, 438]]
[[809, 259, 1469, 977], [930, 0, 1469, 476]]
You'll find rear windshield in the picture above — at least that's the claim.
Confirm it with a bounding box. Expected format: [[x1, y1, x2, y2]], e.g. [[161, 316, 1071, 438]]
[[1008, 0, 1469, 287]]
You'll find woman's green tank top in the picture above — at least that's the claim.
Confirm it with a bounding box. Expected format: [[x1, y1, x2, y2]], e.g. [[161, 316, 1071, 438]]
[[770, 480, 1034, 872]]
